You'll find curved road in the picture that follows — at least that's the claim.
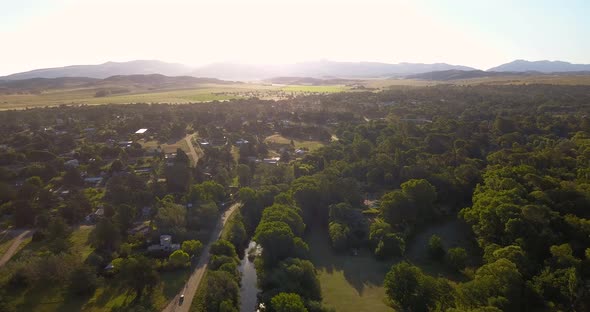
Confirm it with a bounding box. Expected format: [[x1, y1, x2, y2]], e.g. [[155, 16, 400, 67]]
[[162, 202, 241, 312], [0, 229, 33, 267]]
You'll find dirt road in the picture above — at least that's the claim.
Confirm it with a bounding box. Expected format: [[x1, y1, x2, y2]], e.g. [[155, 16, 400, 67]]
[[162, 202, 241, 312], [185, 134, 203, 168], [0, 229, 33, 267]]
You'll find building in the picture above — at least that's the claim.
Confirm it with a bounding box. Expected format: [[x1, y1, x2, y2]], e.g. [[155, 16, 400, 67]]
[[64, 159, 80, 168], [135, 128, 148, 134], [147, 235, 180, 252], [235, 139, 250, 146], [262, 157, 280, 165]]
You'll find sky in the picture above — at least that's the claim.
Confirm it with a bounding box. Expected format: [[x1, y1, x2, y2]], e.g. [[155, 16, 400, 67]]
[[1, 0, 589, 75]]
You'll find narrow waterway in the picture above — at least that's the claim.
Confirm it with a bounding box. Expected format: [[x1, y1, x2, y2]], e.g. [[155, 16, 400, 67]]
[[239, 241, 260, 312]]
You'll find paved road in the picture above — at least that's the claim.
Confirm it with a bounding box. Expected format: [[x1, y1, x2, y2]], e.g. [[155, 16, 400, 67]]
[[162, 202, 241, 312], [0, 229, 33, 267]]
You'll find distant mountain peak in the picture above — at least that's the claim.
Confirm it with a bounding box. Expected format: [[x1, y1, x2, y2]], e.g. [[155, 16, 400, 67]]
[[2, 60, 192, 80], [488, 60, 590, 73]]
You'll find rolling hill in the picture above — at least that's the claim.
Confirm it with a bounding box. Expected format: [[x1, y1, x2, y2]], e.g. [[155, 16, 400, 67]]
[[488, 60, 590, 72], [406, 70, 528, 81], [191, 60, 476, 80], [0, 74, 233, 94], [1, 60, 192, 80], [2, 60, 477, 81]]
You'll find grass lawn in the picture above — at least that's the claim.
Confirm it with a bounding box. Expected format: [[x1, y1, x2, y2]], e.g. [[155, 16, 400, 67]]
[[70, 225, 95, 261], [307, 218, 477, 312], [307, 226, 395, 312], [264, 134, 326, 152]]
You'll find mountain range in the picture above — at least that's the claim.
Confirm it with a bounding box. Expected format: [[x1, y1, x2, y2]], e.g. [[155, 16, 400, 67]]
[[2, 59, 590, 81], [488, 60, 590, 72]]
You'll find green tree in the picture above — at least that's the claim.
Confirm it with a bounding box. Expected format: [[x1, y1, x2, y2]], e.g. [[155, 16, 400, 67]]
[[68, 265, 98, 296], [401, 179, 437, 215], [210, 240, 238, 258], [204, 270, 240, 312], [428, 235, 445, 261], [237, 164, 252, 186], [384, 261, 450, 312], [254, 221, 297, 265], [329, 222, 350, 251], [458, 259, 523, 311], [263, 258, 322, 301], [155, 196, 187, 234], [91, 219, 121, 251], [447, 247, 468, 271], [261, 204, 305, 237], [380, 190, 414, 225], [120, 256, 159, 298], [181, 240, 203, 256], [375, 233, 405, 259], [169, 250, 190, 267], [271, 293, 308, 312]]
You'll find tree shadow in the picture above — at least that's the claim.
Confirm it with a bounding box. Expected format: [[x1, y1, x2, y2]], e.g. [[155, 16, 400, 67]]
[[307, 224, 395, 295], [404, 218, 480, 282], [307, 218, 480, 295], [11, 285, 88, 312]]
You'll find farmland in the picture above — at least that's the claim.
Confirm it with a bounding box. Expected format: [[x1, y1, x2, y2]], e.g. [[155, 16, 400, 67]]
[[0, 81, 352, 110]]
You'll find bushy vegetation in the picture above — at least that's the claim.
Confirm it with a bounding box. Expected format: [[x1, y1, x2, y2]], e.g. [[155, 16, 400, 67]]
[[1, 83, 590, 310]]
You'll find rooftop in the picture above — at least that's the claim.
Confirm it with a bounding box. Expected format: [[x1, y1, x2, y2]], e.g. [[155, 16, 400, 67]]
[[135, 128, 148, 134]]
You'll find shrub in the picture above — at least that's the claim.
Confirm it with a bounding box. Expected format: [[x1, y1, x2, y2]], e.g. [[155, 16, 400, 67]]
[[447, 247, 468, 270], [428, 235, 445, 261]]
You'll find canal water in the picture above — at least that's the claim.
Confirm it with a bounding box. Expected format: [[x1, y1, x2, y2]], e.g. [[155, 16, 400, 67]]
[[239, 241, 261, 312]]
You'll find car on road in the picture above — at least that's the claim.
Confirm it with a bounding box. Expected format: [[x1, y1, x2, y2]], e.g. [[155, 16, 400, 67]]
[[179, 294, 184, 305]]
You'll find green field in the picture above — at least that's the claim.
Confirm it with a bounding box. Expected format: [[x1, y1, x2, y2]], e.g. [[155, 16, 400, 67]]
[[307, 218, 476, 312], [307, 227, 395, 312], [0, 83, 353, 110]]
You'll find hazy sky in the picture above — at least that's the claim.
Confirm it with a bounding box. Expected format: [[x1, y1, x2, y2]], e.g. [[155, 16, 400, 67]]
[[1, 0, 589, 75]]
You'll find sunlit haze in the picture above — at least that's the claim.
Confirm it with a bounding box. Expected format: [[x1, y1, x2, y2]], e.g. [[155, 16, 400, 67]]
[[1, 0, 590, 75]]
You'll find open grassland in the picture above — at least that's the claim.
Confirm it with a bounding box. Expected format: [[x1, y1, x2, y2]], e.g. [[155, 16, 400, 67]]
[[4, 75, 590, 110], [264, 134, 326, 151], [0, 83, 352, 110]]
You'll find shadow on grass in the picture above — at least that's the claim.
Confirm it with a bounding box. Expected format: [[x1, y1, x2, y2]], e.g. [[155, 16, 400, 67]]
[[307, 224, 395, 295], [9, 284, 88, 312], [405, 218, 480, 282], [307, 218, 480, 295]]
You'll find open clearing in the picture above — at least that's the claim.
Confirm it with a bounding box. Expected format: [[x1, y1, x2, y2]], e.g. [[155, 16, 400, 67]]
[[307, 226, 394, 312], [264, 134, 326, 151], [0, 83, 352, 110], [307, 218, 476, 312]]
